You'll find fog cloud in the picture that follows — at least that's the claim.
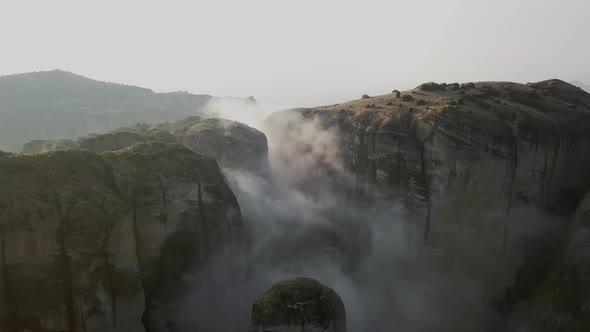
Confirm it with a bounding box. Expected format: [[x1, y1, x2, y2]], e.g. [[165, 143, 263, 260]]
[[174, 104, 508, 331]]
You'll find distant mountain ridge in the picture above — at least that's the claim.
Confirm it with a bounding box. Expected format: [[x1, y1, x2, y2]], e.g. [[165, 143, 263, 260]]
[[0, 69, 153, 107], [0, 70, 254, 151], [571, 80, 590, 93]]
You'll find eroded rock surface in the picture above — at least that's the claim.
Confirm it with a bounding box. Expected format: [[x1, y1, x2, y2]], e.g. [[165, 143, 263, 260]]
[[23, 116, 271, 177], [0, 142, 241, 332], [267, 79, 590, 330], [176, 118, 270, 177], [249, 277, 346, 332]]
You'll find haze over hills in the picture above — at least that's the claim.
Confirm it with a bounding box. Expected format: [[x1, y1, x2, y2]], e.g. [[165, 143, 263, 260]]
[[1, 0, 589, 330], [0, 70, 258, 152], [1, 75, 590, 331], [571, 80, 590, 93]]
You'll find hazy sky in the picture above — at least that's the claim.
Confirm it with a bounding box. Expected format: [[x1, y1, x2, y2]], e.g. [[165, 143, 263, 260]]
[[1, 0, 589, 108]]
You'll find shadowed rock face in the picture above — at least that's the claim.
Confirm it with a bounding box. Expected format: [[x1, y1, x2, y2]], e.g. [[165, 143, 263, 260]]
[[266, 79, 590, 330], [0, 142, 241, 332], [24, 116, 271, 178], [250, 278, 346, 332], [116, 117, 271, 177], [507, 191, 590, 331], [176, 118, 270, 177]]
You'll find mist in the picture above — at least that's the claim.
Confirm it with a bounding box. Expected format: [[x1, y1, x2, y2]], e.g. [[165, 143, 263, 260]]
[[1, 1, 588, 331], [170, 102, 516, 331]]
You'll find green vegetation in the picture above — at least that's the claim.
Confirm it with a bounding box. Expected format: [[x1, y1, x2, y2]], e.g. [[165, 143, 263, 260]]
[[251, 278, 346, 331], [480, 85, 500, 97], [0, 70, 242, 152], [530, 265, 588, 329], [539, 80, 559, 95], [460, 82, 476, 90], [392, 90, 401, 98], [419, 82, 446, 92], [443, 105, 458, 112], [415, 99, 427, 106], [362, 94, 370, 99], [401, 94, 414, 102], [449, 83, 461, 91]]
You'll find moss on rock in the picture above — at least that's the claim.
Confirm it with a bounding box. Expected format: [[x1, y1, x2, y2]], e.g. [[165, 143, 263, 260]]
[[250, 277, 346, 332], [176, 118, 270, 176], [0, 141, 242, 332]]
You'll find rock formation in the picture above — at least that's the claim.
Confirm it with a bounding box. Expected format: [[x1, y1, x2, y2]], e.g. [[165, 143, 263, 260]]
[[22, 138, 78, 153], [111, 117, 270, 176], [23, 116, 271, 177], [506, 190, 590, 331], [266, 79, 590, 329], [176, 118, 270, 177], [6, 78, 590, 331], [249, 277, 346, 332], [0, 142, 241, 332]]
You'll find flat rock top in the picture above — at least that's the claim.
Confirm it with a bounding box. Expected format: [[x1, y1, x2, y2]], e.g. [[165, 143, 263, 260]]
[[288, 80, 590, 142], [0, 142, 222, 199], [176, 118, 267, 142]]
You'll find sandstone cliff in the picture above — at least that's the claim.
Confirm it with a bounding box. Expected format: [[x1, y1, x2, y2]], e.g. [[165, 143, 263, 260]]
[[176, 118, 270, 177], [266, 79, 590, 329], [24, 117, 270, 177], [0, 142, 241, 332]]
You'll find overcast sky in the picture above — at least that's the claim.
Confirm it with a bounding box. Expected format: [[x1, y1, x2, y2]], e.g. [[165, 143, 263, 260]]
[[1, 0, 588, 108]]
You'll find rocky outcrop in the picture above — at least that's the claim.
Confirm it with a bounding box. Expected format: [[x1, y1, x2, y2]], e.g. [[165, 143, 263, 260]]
[[504, 191, 590, 331], [249, 277, 346, 332], [0, 142, 241, 332], [267, 80, 590, 329], [22, 139, 78, 153], [176, 118, 270, 177], [564, 191, 590, 325], [112, 117, 271, 176], [79, 132, 148, 152], [25, 117, 271, 177]]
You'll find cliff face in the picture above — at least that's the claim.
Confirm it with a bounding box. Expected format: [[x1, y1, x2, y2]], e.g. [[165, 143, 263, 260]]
[[25, 117, 271, 178], [0, 142, 241, 332], [266, 80, 590, 328], [79, 132, 148, 153], [176, 118, 270, 177]]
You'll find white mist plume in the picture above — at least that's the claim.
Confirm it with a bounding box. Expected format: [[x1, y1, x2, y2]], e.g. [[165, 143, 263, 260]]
[[170, 102, 512, 331], [204, 96, 270, 129]]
